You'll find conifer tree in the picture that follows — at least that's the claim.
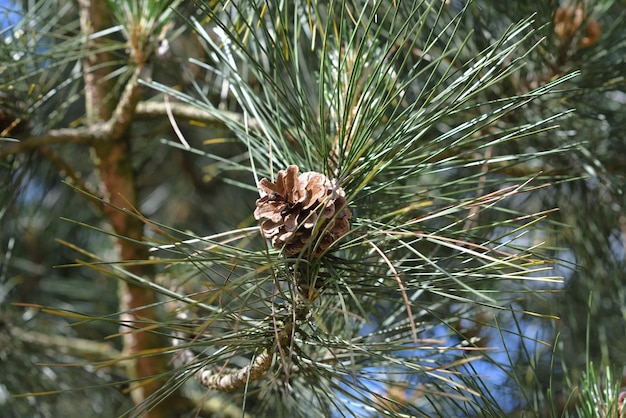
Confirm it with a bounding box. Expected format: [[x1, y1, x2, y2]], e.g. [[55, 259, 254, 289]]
[[1, 1, 625, 417]]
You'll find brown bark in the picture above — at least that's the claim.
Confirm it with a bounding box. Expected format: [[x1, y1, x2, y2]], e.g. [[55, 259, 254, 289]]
[[94, 137, 171, 413], [78, 1, 178, 416], [78, 0, 116, 123]]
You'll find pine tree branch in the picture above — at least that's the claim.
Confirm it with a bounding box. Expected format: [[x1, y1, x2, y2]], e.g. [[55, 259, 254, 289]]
[[78, 0, 117, 124], [0, 65, 146, 158], [0, 63, 146, 158], [172, 303, 308, 392], [36, 145, 103, 211], [196, 350, 273, 391], [172, 309, 274, 392], [107, 64, 151, 141], [136, 99, 574, 180], [0, 126, 104, 158], [134, 100, 257, 130], [77, 1, 180, 416], [11, 325, 122, 364]]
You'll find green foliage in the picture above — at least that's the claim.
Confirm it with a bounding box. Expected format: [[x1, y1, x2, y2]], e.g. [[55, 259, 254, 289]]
[[139, 0, 582, 416], [575, 364, 624, 418], [2, 0, 626, 417]]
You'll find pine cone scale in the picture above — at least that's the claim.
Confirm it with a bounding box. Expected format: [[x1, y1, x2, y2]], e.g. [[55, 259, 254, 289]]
[[254, 165, 351, 257]]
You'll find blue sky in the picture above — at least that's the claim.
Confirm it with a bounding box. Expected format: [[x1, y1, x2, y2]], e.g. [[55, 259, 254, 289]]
[[0, 1, 20, 30]]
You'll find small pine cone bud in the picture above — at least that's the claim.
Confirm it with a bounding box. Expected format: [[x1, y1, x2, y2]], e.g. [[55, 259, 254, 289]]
[[554, 5, 585, 41], [254, 165, 351, 257], [554, 4, 600, 50]]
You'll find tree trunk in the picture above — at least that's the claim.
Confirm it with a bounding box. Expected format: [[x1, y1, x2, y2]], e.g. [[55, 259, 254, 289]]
[[78, 1, 177, 416]]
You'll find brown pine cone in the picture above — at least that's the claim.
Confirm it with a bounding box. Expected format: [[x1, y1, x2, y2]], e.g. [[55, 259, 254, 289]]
[[554, 3, 600, 50], [254, 165, 351, 257]]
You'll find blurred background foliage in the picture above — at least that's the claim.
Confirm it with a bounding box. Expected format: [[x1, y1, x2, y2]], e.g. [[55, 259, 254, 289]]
[[1, 0, 626, 417]]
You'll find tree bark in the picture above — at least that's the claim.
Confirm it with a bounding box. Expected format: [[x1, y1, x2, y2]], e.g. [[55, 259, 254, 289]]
[[78, 1, 177, 416]]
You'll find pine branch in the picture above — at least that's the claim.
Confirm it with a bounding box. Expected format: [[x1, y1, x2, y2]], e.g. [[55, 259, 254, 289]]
[[134, 100, 262, 131], [195, 350, 272, 391], [0, 66, 147, 158], [36, 145, 103, 210], [78, 0, 117, 123], [0, 126, 103, 158], [106, 64, 151, 141], [172, 304, 302, 392], [10, 325, 122, 364], [76, 1, 182, 415], [134, 100, 572, 180]]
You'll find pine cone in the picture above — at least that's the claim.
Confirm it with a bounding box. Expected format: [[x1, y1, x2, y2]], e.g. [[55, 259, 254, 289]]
[[554, 3, 600, 50], [254, 165, 351, 257]]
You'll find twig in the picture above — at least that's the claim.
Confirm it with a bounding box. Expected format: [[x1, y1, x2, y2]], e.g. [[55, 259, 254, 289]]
[[107, 64, 151, 141], [134, 100, 251, 128], [0, 99, 237, 159], [36, 145, 103, 210], [10, 325, 122, 364], [0, 63, 146, 158], [172, 307, 277, 392], [195, 350, 272, 391], [0, 126, 105, 158]]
